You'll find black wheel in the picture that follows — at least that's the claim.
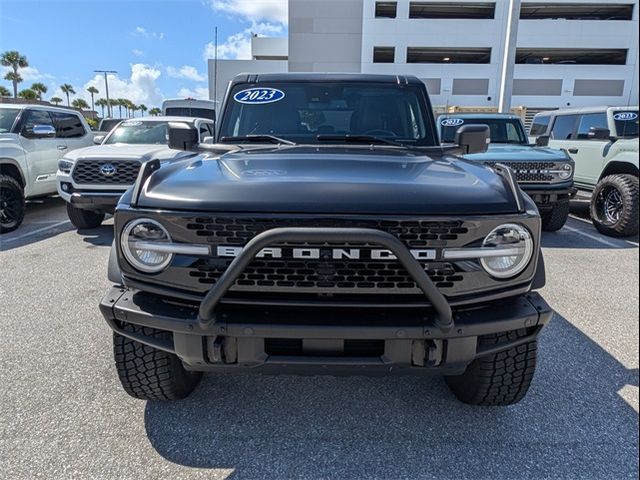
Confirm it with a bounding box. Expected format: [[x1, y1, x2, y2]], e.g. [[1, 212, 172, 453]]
[[66, 203, 105, 229], [541, 199, 570, 232], [590, 174, 639, 237], [445, 329, 537, 406], [113, 323, 202, 400], [0, 174, 25, 233]]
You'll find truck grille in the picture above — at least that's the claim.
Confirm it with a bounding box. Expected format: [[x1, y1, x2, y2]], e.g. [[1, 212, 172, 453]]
[[163, 216, 476, 296], [185, 217, 469, 248], [485, 161, 555, 183], [72, 160, 141, 185]]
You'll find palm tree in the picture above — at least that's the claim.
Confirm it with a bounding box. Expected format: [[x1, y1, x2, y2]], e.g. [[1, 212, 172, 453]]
[[71, 98, 89, 110], [18, 89, 38, 100], [116, 98, 126, 118], [30, 82, 48, 101], [50, 96, 63, 105], [60, 84, 75, 106], [138, 104, 148, 117], [0, 86, 11, 97], [86, 86, 99, 113], [130, 104, 138, 117], [1, 50, 28, 98], [109, 99, 119, 117], [148, 107, 161, 116], [95, 98, 108, 117]]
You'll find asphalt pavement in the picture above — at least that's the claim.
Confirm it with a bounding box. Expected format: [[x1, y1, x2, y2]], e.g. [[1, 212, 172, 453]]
[[0, 197, 638, 479]]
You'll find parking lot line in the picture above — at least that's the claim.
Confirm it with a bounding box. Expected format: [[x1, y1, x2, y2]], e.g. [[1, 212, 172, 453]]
[[2, 220, 71, 243], [563, 225, 626, 249]]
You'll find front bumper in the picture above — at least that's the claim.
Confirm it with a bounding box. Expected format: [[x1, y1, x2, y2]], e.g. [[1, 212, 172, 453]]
[[57, 173, 126, 211], [100, 287, 552, 375], [521, 184, 577, 211]]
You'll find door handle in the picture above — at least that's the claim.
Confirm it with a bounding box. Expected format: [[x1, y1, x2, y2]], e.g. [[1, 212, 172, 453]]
[[57, 145, 68, 150], [568, 148, 579, 154]]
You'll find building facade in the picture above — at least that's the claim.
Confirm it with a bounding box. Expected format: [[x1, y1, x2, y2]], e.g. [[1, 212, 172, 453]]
[[209, 1, 639, 112], [288, 0, 639, 110]]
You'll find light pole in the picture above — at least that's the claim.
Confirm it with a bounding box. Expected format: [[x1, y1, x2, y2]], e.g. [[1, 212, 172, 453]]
[[94, 69, 117, 117], [498, 0, 521, 113]]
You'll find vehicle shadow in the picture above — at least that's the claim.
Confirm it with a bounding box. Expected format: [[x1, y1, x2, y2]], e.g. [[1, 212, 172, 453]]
[[144, 313, 639, 479], [80, 224, 114, 247]]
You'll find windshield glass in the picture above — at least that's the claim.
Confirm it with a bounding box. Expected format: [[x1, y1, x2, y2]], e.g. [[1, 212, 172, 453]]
[[165, 107, 216, 121], [104, 120, 169, 145], [0, 108, 21, 133], [439, 117, 527, 144], [613, 110, 639, 138], [219, 82, 436, 146]]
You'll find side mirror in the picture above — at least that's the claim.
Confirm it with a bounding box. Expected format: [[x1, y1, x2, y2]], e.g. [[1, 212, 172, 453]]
[[535, 135, 550, 147], [201, 135, 214, 144], [588, 127, 611, 140], [168, 122, 199, 151], [31, 124, 56, 138], [93, 135, 105, 145], [455, 124, 490, 154]]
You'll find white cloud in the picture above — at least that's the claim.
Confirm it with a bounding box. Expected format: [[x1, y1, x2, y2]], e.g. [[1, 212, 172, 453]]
[[203, 22, 284, 60], [50, 64, 164, 110], [166, 65, 206, 82], [208, 0, 288, 24], [133, 26, 164, 40], [177, 86, 210, 100], [132, 49, 144, 57], [1, 65, 54, 82]]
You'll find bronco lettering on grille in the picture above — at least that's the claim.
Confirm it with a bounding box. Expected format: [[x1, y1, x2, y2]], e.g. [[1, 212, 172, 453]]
[[216, 246, 436, 261]]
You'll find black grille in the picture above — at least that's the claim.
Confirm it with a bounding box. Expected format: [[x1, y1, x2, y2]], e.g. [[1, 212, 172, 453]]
[[72, 160, 141, 185], [485, 161, 555, 183], [185, 217, 469, 248], [188, 256, 464, 294]]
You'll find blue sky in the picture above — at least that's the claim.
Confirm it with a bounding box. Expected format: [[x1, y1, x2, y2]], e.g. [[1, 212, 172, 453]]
[[0, 0, 287, 112]]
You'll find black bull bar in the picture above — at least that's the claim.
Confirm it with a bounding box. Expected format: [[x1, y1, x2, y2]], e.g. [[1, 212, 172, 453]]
[[197, 227, 454, 332]]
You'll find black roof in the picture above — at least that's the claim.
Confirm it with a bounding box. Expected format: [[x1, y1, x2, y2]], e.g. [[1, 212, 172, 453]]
[[230, 72, 423, 86]]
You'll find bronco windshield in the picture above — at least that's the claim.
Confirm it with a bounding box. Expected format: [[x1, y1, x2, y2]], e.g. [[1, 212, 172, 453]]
[[613, 110, 639, 138], [219, 82, 437, 146], [439, 117, 527, 144], [0, 108, 21, 134], [104, 120, 169, 145]]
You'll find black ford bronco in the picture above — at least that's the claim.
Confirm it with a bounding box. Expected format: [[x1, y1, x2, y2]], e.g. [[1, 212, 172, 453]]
[[100, 73, 552, 406]]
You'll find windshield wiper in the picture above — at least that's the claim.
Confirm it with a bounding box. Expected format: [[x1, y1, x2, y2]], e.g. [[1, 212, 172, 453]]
[[316, 134, 405, 147], [220, 135, 296, 145]]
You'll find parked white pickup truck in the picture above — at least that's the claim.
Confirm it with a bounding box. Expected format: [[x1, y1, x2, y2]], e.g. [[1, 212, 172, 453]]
[[530, 106, 639, 237], [0, 104, 94, 232]]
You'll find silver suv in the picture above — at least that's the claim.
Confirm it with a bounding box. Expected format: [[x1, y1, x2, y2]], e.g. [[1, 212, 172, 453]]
[[530, 106, 639, 237], [0, 104, 94, 232]]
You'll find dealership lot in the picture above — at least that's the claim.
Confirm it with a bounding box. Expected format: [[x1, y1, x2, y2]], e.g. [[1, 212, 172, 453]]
[[1, 198, 638, 479]]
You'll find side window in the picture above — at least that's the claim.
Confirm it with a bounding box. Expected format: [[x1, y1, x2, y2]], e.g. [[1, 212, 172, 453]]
[[199, 122, 213, 139], [20, 110, 55, 138], [576, 113, 609, 140], [51, 112, 86, 138], [550, 114, 578, 140], [529, 115, 550, 136]]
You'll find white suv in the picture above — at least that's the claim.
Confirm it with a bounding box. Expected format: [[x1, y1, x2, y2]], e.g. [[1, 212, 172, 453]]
[[0, 104, 94, 232], [530, 106, 639, 237]]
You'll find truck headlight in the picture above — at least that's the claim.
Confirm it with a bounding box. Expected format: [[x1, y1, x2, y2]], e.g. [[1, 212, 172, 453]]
[[121, 219, 173, 273], [480, 224, 533, 279], [58, 159, 74, 174], [558, 163, 573, 180]]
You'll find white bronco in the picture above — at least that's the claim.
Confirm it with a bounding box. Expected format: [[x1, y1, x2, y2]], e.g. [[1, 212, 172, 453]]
[[530, 106, 639, 237], [0, 104, 94, 233]]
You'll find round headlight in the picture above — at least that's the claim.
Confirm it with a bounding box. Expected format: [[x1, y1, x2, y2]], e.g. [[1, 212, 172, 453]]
[[480, 224, 533, 279], [121, 219, 173, 273], [559, 163, 573, 180]]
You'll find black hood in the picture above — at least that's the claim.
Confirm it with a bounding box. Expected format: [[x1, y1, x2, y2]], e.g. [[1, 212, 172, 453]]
[[136, 146, 519, 215]]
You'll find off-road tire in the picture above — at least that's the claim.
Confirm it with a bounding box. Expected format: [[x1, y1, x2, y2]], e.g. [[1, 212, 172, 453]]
[[445, 329, 537, 406], [590, 174, 639, 237], [66, 203, 105, 229], [113, 323, 202, 400], [541, 199, 570, 232], [0, 174, 25, 233]]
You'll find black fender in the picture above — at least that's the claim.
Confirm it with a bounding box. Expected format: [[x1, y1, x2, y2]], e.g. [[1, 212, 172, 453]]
[[107, 241, 124, 285], [531, 251, 546, 290]]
